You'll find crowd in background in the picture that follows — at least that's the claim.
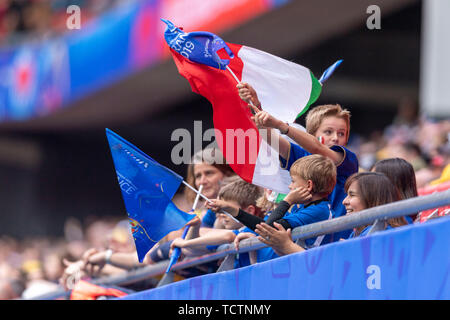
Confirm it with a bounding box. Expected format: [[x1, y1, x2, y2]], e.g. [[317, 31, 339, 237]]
[[0, 215, 134, 299], [349, 98, 450, 188], [0, 0, 127, 45]]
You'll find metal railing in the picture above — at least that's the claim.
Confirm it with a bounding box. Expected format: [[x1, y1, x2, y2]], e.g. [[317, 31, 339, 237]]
[[30, 188, 450, 300]]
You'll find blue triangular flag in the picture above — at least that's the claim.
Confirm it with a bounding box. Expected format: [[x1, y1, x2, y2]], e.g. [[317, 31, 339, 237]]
[[319, 60, 343, 84], [106, 129, 195, 262]]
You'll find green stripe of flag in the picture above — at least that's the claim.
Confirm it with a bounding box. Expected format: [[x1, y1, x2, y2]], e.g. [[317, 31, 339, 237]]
[[295, 71, 322, 120]]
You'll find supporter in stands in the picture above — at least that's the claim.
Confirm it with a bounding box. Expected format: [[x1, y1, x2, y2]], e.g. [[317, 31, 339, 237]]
[[253, 171, 407, 256], [181, 147, 235, 222], [207, 154, 336, 253], [344, 172, 407, 237], [60, 219, 137, 290], [170, 178, 263, 269], [371, 158, 418, 222]]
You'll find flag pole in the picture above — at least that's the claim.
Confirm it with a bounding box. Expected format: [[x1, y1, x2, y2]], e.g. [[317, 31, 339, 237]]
[[182, 180, 211, 203], [226, 65, 240, 83], [226, 65, 258, 115], [166, 185, 204, 273], [182, 180, 239, 222]]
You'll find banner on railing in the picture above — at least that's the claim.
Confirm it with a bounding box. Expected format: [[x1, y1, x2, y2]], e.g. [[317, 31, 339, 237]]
[[121, 216, 450, 300]]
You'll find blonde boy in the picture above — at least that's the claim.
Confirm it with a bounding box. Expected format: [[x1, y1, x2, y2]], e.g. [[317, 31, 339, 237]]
[[238, 83, 359, 241]]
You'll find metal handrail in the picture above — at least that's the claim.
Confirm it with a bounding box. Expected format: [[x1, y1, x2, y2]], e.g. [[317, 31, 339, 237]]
[[30, 188, 450, 299]]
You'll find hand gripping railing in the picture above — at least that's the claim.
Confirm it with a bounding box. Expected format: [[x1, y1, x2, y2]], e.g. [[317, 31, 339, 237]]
[[30, 188, 450, 299]]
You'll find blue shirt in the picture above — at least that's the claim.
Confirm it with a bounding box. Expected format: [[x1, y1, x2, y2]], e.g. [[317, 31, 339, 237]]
[[349, 224, 393, 238], [201, 209, 216, 228], [280, 142, 359, 242], [283, 199, 333, 247], [240, 200, 333, 262]]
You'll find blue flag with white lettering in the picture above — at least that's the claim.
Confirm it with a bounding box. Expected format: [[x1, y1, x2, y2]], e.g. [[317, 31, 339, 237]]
[[106, 129, 195, 262], [161, 18, 234, 70]]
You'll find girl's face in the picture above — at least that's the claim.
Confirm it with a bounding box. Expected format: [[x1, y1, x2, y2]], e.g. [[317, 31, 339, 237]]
[[342, 181, 366, 214], [193, 163, 224, 199], [315, 116, 348, 147]]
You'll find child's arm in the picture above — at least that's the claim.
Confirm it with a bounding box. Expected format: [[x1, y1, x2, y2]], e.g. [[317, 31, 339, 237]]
[[265, 187, 312, 225], [233, 232, 257, 251], [205, 199, 240, 217], [237, 83, 290, 159], [185, 215, 202, 240], [254, 110, 343, 164], [170, 229, 237, 250], [206, 199, 266, 230], [239, 83, 343, 164]]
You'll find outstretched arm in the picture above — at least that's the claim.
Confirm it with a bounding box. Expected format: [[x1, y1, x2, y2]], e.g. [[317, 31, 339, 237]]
[[238, 83, 343, 164], [265, 116, 343, 165], [83, 249, 143, 271], [237, 83, 290, 159], [171, 229, 237, 250]]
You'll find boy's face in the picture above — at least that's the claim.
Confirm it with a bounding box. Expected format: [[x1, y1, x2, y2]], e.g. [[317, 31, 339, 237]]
[[289, 174, 310, 191], [315, 116, 348, 147]]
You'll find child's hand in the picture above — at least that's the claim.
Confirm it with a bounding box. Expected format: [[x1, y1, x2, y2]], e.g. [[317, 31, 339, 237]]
[[185, 216, 201, 227], [169, 238, 187, 259], [284, 186, 312, 205], [251, 109, 281, 129], [255, 222, 301, 256], [205, 199, 239, 217], [170, 238, 188, 253], [233, 232, 256, 251], [237, 82, 261, 108]]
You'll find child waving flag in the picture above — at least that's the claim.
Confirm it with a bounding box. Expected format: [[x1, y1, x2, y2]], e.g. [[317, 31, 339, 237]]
[[162, 19, 341, 194]]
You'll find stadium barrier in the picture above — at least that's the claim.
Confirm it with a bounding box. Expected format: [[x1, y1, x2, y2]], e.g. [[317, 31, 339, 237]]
[[30, 187, 450, 300]]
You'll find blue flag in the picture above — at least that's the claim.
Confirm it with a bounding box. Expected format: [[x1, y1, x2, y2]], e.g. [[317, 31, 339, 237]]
[[161, 19, 234, 70], [319, 59, 343, 84], [106, 129, 195, 262]]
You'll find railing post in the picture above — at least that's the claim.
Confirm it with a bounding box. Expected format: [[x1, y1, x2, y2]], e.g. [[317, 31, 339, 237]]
[[367, 219, 386, 235], [216, 254, 236, 272], [156, 270, 175, 287]]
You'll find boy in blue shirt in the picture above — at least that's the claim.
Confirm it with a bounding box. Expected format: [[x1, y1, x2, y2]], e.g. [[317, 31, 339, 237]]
[[238, 83, 358, 241], [207, 154, 336, 251]]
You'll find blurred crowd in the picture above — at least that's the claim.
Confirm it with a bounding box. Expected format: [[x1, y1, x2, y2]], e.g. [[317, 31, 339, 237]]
[[0, 215, 134, 299], [0, 0, 126, 45], [349, 97, 450, 188]]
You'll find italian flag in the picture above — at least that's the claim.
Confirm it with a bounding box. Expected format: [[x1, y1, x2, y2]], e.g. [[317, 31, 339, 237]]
[[169, 43, 324, 194]]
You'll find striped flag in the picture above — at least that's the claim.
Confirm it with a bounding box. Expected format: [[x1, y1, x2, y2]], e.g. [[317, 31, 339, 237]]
[[162, 20, 339, 193]]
